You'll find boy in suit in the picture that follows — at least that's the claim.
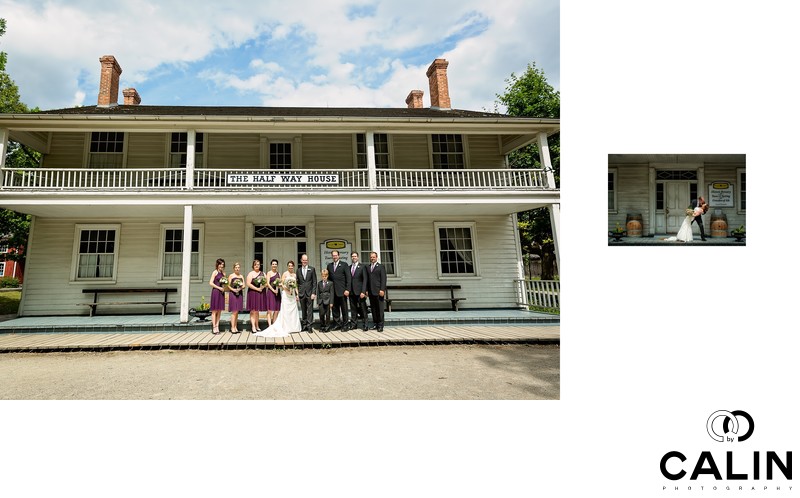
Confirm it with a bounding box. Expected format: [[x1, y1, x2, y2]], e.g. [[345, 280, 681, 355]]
[[317, 269, 334, 332]]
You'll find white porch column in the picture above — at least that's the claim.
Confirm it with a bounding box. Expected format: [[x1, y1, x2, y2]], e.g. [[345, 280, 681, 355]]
[[370, 204, 380, 259], [180, 205, 193, 323], [186, 130, 196, 189], [537, 132, 555, 188], [549, 203, 561, 273], [0, 129, 8, 186], [366, 131, 377, 190]]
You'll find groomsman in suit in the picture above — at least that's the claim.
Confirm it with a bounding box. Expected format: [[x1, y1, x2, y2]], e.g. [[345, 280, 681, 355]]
[[348, 251, 369, 331], [367, 251, 387, 332], [326, 250, 351, 331], [317, 269, 334, 332], [297, 254, 317, 332]]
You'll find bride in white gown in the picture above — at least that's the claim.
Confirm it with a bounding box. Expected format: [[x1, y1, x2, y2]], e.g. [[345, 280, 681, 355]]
[[254, 262, 302, 337], [666, 206, 702, 242]]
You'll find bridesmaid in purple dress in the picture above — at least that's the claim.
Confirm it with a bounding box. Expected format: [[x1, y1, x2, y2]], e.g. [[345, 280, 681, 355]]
[[227, 262, 245, 334], [208, 258, 226, 334], [246, 260, 266, 333], [265, 259, 282, 327]]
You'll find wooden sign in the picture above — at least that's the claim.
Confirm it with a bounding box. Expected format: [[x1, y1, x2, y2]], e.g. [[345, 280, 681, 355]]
[[708, 182, 734, 207]]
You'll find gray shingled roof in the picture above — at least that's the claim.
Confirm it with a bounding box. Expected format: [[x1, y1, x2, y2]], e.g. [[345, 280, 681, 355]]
[[37, 105, 533, 120]]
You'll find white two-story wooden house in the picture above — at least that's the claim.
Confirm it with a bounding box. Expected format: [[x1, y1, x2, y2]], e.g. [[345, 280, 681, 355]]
[[0, 56, 560, 320]]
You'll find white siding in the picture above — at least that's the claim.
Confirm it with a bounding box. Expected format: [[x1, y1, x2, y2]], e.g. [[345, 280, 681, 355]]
[[608, 163, 650, 233], [40, 132, 84, 168], [302, 134, 354, 169], [20, 217, 248, 316], [314, 214, 520, 309], [127, 133, 167, 168], [467, 135, 504, 169], [704, 163, 746, 230], [392, 134, 430, 169], [207, 133, 260, 169]]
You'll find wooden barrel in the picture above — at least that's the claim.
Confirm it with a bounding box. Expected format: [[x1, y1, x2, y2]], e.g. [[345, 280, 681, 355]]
[[710, 214, 727, 238], [626, 214, 643, 237]]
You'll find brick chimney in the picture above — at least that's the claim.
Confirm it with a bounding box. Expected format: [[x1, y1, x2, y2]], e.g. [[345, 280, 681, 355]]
[[122, 88, 141, 106], [405, 90, 424, 109], [98, 55, 123, 107], [426, 58, 451, 110]]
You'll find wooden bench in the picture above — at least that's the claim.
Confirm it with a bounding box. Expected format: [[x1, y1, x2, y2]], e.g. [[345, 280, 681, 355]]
[[385, 284, 464, 311], [80, 288, 178, 317]]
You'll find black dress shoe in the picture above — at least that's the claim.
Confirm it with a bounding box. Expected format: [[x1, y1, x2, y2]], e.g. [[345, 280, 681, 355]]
[[701, 238, 707, 241], [377, 327, 384, 333]]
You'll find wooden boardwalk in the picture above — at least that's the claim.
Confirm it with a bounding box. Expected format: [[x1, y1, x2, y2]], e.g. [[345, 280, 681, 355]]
[[0, 324, 558, 353]]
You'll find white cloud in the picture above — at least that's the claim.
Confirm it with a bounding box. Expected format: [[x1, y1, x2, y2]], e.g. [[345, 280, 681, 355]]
[[0, 0, 559, 111]]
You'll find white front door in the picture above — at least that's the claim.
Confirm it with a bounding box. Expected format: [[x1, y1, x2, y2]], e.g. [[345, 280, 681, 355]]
[[665, 182, 690, 234], [265, 239, 298, 271]]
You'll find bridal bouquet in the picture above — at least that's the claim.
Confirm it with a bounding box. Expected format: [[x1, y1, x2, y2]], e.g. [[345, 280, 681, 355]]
[[253, 275, 267, 288], [685, 207, 695, 217], [229, 279, 243, 292], [219, 276, 229, 287], [285, 279, 298, 295]]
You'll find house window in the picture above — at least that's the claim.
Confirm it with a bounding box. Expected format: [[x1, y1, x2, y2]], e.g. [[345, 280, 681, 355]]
[[0, 244, 8, 253], [356, 133, 390, 169], [739, 169, 746, 211], [74, 226, 119, 280], [170, 132, 204, 168], [161, 226, 202, 279], [254, 225, 307, 238], [608, 170, 617, 211], [356, 223, 397, 276], [435, 223, 477, 276], [88, 132, 125, 168], [0, 262, 5, 276], [270, 143, 292, 169], [431, 134, 465, 169]]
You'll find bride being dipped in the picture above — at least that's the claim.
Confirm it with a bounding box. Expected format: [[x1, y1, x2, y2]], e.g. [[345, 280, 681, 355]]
[[666, 203, 708, 242], [254, 260, 302, 337]]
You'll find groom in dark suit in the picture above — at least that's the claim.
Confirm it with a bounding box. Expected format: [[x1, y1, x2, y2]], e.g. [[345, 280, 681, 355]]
[[691, 195, 707, 241], [367, 251, 387, 333], [326, 250, 351, 331], [297, 254, 317, 332]]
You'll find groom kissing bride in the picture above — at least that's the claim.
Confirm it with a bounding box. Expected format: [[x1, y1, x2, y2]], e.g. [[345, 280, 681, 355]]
[[666, 195, 709, 242]]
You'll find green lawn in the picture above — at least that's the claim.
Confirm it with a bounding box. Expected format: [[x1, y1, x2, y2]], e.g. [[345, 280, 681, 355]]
[[0, 291, 21, 315]]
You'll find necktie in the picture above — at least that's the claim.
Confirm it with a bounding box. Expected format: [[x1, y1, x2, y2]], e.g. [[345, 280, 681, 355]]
[[303, 267, 307, 278], [351, 265, 356, 276], [334, 262, 338, 272], [371, 263, 375, 272]]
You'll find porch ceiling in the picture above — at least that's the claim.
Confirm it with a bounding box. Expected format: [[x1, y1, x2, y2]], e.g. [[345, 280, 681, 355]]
[[608, 154, 745, 164], [1, 191, 558, 219]]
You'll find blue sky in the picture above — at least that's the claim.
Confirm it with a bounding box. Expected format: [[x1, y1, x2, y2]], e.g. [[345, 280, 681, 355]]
[[0, 0, 559, 112]]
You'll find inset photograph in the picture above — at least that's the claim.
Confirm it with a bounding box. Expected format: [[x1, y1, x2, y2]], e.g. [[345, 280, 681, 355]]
[[608, 154, 746, 245]]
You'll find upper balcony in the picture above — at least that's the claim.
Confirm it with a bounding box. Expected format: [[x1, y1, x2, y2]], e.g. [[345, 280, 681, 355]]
[[0, 167, 554, 192]]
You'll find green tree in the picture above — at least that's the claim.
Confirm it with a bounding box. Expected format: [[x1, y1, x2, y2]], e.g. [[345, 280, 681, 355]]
[[495, 62, 560, 279], [1, 18, 37, 266]]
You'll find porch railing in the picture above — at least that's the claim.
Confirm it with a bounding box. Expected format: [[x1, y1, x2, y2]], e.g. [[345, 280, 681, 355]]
[[1, 168, 188, 190], [1, 167, 552, 191], [514, 279, 560, 310]]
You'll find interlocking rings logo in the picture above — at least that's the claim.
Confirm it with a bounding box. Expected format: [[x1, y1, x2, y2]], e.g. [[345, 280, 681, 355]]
[[706, 410, 754, 442]]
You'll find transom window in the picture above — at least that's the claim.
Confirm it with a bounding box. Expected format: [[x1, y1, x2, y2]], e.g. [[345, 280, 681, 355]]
[[356, 224, 397, 276], [270, 143, 292, 169], [431, 134, 465, 169], [88, 132, 125, 168], [74, 226, 119, 280], [170, 132, 204, 168], [656, 170, 697, 180], [254, 226, 307, 238], [356, 133, 390, 169], [436, 224, 477, 275], [161, 227, 201, 279]]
